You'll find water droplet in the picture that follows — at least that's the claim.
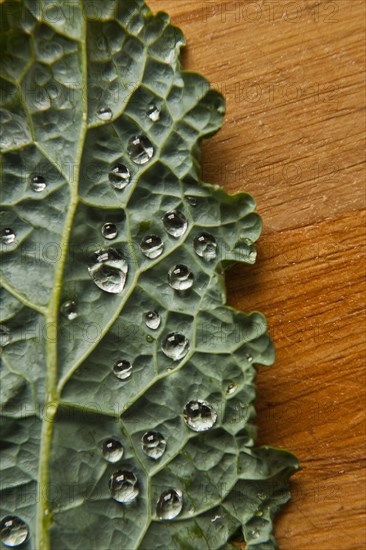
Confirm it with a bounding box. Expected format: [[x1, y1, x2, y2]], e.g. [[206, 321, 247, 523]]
[[193, 232, 217, 261], [109, 163, 131, 190], [141, 431, 166, 459], [162, 211, 188, 238], [0, 325, 10, 347], [109, 470, 139, 503], [88, 248, 128, 294], [140, 235, 164, 259], [61, 301, 77, 320], [146, 334, 154, 343], [113, 360, 132, 380], [0, 516, 29, 547], [31, 175, 46, 192], [97, 107, 112, 121], [102, 223, 118, 240], [186, 196, 197, 207], [147, 104, 160, 122], [168, 264, 194, 291], [156, 489, 183, 520], [183, 400, 217, 432], [226, 383, 237, 395], [246, 353, 253, 363], [1, 228, 15, 245], [145, 311, 161, 330], [162, 332, 189, 361], [102, 439, 124, 463], [127, 135, 154, 165]]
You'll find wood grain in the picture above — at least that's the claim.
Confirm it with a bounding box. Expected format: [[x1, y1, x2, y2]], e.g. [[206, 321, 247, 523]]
[[148, 1, 365, 548]]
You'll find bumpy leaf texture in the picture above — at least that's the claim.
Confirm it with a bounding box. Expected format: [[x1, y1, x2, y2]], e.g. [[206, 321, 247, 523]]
[[0, 1, 299, 549]]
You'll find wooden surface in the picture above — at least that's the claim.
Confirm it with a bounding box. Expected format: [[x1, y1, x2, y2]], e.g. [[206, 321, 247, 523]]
[[149, 1, 365, 548]]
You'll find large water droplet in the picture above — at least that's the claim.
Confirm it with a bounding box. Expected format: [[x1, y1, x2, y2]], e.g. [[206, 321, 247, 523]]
[[97, 107, 112, 121], [193, 232, 217, 261], [1, 228, 15, 245], [113, 360, 132, 380], [61, 301, 77, 320], [102, 439, 124, 463], [145, 311, 161, 330], [141, 431, 166, 459], [140, 235, 164, 259], [102, 223, 118, 240], [162, 332, 189, 361], [109, 163, 131, 190], [0, 325, 10, 347], [109, 471, 139, 503], [0, 516, 29, 547], [162, 211, 188, 238], [156, 489, 183, 520], [31, 175, 46, 193], [127, 135, 154, 165], [168, 265, 194, 291], [183, 400, 217, 432], [147, 104, 160, 122], [88, 248, 128, 294]]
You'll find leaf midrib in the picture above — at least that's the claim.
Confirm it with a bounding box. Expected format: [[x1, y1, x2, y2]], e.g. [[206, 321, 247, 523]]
[[35, 13, 88, 549]]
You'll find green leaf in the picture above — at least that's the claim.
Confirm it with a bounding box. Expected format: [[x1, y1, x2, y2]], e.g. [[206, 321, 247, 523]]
[[0, 1, 299, 549]]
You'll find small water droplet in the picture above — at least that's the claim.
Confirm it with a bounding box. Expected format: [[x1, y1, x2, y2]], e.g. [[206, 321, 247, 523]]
[[0, 516, 29, 547], [186, 196, 197, 207], [97, 107, 112, 121], [156, 489, 183, 520], [109, 163, 131, 190], [31, 175, 46, 192], [127, 135, 154, 165], [246, 353, 253, 363], [193, 232, 217, 261], [141, 431, 166, 459], [109, 470, 139, 503], [183, 400, 217, 432], [162, 211, 188, 238], [147, 104, 160, 122], [168, 264, 194, 291], [113, 360, 132, 380], [102, 439, 124, 463], [145, 311, 161, 330], [88, 248, 128, 294], [162, 332, 189, 361], [226, 383, 237, 395], [1, 228, 16, 245], [140, 235, 164, 259], [146, 334, 154, 343], [0, 325, 10, 347], [102, 223, 118, 240], [61, 301, 77, 320]]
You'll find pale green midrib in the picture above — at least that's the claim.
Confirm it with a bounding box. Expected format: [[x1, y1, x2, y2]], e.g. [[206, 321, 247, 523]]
[[35, 14, 88, 550]]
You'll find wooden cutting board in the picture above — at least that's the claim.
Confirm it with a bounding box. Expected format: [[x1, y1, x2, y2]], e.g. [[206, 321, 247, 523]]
[[148, 1, 365, 548]]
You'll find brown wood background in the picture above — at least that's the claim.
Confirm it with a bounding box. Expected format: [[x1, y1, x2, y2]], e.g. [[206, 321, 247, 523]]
[[149, 1, 365, 548]]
